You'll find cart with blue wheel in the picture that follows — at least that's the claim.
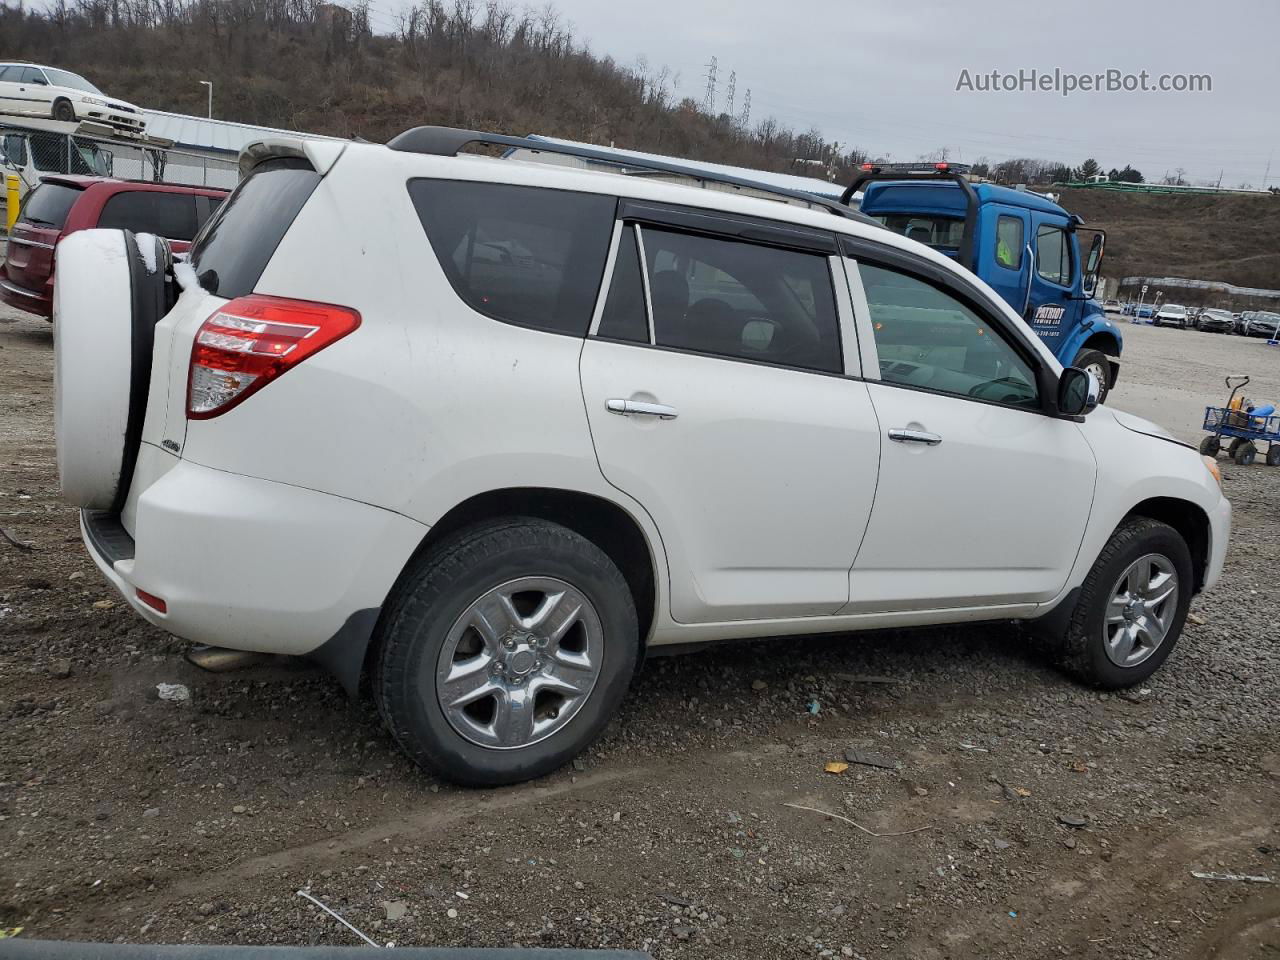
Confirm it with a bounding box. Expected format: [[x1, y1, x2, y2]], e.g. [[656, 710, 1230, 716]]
[[1199, 375, 1280, 466]]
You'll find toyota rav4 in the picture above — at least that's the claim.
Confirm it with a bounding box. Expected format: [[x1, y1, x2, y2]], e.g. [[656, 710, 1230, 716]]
[[53, 129, 1230, 786]]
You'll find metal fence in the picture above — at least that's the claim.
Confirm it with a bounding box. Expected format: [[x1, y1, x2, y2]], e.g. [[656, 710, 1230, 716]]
[[2, 124, 240, 200]]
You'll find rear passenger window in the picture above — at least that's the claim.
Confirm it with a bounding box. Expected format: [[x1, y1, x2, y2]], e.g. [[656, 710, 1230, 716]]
[[596, 226, 649, 343], [98, 192, 198, 241], [638, 227, 841, 374], [409, 180, 615, 336]]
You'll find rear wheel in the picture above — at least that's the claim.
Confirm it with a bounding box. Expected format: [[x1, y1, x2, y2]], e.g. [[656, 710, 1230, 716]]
[[1267, 445, 1280, 467], [373, 518, 639, 786], [1234, 441, 1257, 466], [1050, 518, 1192, 688], [52, 98, 75, 122], [1071, 349, 1111, 405]]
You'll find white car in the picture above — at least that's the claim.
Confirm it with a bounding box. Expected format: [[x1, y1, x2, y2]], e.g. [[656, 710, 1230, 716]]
[[1153, 303, 1190, 328], [0, 62, 145, 133], [53, 129, 1231, 786]]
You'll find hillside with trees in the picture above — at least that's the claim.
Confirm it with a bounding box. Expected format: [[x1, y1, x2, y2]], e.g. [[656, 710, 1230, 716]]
[[0, 0, 859, 178]]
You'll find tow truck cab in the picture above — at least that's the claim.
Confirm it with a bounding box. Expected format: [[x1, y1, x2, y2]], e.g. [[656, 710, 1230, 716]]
[[855, 167, 1121, 398]]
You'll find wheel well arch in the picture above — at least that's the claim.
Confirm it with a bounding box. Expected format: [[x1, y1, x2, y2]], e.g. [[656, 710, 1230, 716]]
[[1081, 331, 1121, 357], [358, 487, 660, 688], [1124, 497, 1210, 591]]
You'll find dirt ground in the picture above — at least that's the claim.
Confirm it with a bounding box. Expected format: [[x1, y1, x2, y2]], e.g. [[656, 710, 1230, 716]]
[[1, 307, 1278, 959]]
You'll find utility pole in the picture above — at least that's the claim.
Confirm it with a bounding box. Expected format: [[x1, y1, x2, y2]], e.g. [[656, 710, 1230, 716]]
[[1264, 151, 1273, 192], [199, 80, 213, 119], [724, 71, 736, 120], [702, 56, 717, 115], [738, 89, 751, 130]]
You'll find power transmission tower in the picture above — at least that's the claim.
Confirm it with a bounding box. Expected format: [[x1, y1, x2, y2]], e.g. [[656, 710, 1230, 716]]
[[702, 56, 718, 115], [738, 89, 751, 129], [724, 71, 736, 119]]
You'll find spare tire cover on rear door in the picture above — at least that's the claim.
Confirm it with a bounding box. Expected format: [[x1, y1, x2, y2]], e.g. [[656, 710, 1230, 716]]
[[54, 229, 170, 511]]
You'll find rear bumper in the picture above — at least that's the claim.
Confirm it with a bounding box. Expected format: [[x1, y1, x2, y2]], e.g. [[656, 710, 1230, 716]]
[[83, 453, 428, 656], [0, 277, 52, 318]]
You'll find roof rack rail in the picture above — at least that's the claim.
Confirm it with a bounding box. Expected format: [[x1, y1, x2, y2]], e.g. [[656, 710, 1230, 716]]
[[386, 126, 882, 227]]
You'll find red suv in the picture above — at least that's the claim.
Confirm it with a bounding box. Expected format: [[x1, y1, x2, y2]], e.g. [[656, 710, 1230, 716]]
[[1, 177, 227, 319]]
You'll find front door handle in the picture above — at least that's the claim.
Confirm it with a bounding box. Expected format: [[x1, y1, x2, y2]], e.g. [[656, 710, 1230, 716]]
[[888, 428, 941, 445], [606, 399, 679, 420]]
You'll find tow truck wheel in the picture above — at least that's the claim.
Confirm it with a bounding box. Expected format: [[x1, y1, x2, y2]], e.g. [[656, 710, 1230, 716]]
[[1072, 349, 1111, 405], [52, 99, 76, 122]]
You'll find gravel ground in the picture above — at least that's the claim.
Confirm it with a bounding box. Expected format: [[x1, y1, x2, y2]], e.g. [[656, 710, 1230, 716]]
[[1, 307, 1278, 958]]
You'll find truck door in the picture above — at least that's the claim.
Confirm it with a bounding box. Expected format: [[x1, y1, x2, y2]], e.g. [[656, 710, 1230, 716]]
[[1023, 213, 1076, 356], [976, 204, 1031, 313]]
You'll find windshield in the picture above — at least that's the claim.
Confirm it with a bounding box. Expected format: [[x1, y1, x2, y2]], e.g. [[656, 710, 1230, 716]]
[[41, 67, 104, 95]]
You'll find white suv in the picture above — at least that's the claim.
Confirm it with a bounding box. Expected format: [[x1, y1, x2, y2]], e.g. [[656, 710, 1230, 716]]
[[53, 129, 1230, 785]]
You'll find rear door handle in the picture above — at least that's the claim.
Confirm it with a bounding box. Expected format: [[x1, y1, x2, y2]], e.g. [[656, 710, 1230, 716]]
[[888, 428, 941, 445], [606, 399, 679, 420]]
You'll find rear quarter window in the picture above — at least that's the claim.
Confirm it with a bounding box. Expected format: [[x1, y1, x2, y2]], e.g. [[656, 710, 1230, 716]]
[[19, 182, 83, 229], [97, 190, 199, 241], [408, 179, 615, 336], [188, 159, 321, 299]]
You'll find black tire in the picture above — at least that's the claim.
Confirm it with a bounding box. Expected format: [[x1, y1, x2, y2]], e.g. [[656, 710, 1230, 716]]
[[373, 517, 639, 786], [1070, 348, 1111, 405], [1050, 517, 1193, 689], [1198, 435, 1220, 457], [52, 98, 76, 122], [1267, 445, 1280, 467], [1234, 441, 1257, 466]]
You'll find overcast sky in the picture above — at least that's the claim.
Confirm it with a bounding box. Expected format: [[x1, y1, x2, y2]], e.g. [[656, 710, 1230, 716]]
[[377, 0, 1278, 188]]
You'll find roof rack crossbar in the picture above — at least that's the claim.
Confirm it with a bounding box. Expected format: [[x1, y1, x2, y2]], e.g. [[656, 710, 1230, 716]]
[[386, 126, 882, 227]]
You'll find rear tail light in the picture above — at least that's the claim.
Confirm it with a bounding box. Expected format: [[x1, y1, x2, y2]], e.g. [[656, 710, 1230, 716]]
[[187, 295, 360, 419]]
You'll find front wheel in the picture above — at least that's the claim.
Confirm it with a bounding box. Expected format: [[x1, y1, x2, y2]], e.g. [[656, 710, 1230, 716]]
[[52, 99, 76, 122], [1199, 435, 1220, 457], [1234, 441, 1257, 466], [373, 518, 639, 786], [1050, 517, 1192, 688], [1071, 349, 1112, 405]]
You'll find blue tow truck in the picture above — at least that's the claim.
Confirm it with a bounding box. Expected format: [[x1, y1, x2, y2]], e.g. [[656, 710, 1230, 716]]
[[847, 163, 1121, 401]]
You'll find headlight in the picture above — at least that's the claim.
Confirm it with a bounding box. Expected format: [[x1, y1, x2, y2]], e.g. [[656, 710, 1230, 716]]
[[79, 95, 107, 106], [1202, 455, 1222, 489]]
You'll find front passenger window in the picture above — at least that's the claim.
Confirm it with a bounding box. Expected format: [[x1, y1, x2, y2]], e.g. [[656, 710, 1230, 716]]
[[859, 262, 1039, 409]]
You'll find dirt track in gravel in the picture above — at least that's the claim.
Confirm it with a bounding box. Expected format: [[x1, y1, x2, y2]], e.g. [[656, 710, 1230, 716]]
[[1, 308, 1278, 959]]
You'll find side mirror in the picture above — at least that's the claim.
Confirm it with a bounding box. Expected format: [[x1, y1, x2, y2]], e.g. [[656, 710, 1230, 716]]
[[1058, 367, 1100, 417], [1081, 232, 1105, 298]]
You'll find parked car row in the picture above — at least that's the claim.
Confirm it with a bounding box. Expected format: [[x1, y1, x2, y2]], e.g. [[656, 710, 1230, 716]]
[[1, 176, 227, 319], [1112, 300, 1279, 338]]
